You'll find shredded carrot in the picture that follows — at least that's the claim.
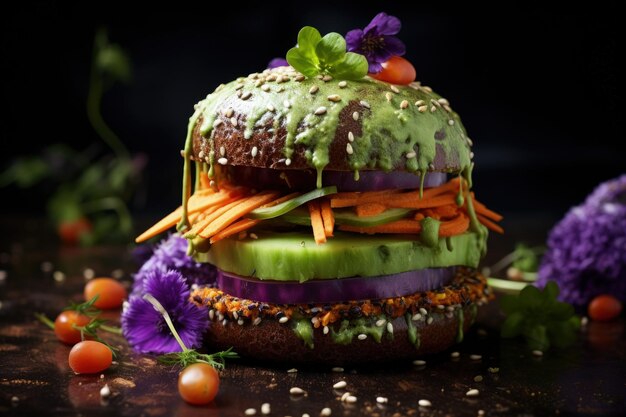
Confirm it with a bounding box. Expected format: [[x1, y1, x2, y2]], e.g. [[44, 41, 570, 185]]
[[135, 188, 243, 243], [330, 189, 401, 208], [355, 203, 387, 217], [339, 219, 422, 234], [207, 192, 300, 244], [209, 218, 260, 244], [197, 191, 280, 239], [421, 177, 462, 199], [439, 213, 470, 237], [185, 198, 246, 238], [320, 199, 335, 237], [477, 213, 504, 234], [472, 196, 503, 222], [308, 201, 327, 244], [384, 193, 457, 209]]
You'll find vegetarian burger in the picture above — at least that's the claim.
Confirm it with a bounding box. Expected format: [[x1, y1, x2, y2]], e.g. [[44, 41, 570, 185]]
[[136, 29, 502, 365]]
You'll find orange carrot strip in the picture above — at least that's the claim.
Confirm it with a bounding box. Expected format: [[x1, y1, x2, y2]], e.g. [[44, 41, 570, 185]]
[[420, 177, 462, 199], [472, 197, 504, 222], [209, 218, 260, 244], [308, 201, 327, 244], [320, 199, 335, 237], [439, 213, 470, 237], [207, 193, 300, 244], [338, 219, 422, 234], [198, 191, 280, 239], [355, 203, 387, 217], [477, 213, 504, 234], [185, 198, 245, 238], [135, 189, 243, 243], [384, 193, 457, 209], [330, 190, 401, 208]]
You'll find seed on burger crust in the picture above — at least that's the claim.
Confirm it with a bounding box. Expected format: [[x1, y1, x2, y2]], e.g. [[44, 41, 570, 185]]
[[352, 111, 359, 121], [314, 106, 327, 115], [279, 316, 289, 324], [448, 119, 455, 126], [309, 85, 319, 94], [375, 318, 386, 327], [430, 105, 437, 113], [213, 119, 223, 128], [415, 100, 425, 106], [266, 104, 275, 112], [406, 151, 417, 159], [418, 105, 428, 113], [219, 146, 225, 156], [466, 389, 480, 397], [322, 75, 333, 82], [346, 143, 354, 155], [240, 91, 252, 100], [327, 94, 341, 102], [261, 84, 270, 92], [376, 397, 388, 404], [390, 85, 400, 93], [357, 333, 367, 340], [348, 131, 355, 142], [295, 74, 305, 81], [251, 146, 258, 158], [400, 100, 409, 109], [385, 92, 393, 102], [225, 108, 234, 117], [217, 157, 228, 165], [427, 316, 434, 325], [419, 307, 428, 316], [338, 81, 347, 88], [283, 99, 291, 109], [289, 387, 305, 395], [285, 158, 292, 166], [230, 117, 238, 126], [438, 98, 449, 105], [253, 317, 262, 326], [323, 325, 329, 334], [333, 381, 347, 389], [418, 399, 432, 407], [359, 100, 371, 109], [386, 322, 394, 334]]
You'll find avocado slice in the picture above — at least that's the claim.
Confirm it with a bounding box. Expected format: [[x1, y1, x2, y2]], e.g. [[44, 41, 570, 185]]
[[194, 231, 484, 281]]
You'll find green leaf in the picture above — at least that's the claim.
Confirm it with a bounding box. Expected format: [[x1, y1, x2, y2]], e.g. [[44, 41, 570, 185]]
[[501, 311, 525, 338], [511, 243, 542, 272], [543, 281, 560, 300], [0, 157, 50, 188], [500, 294, 521, 315], [296, 26, 321, 59], [286, 47, 319, 77], [315, 32, 346, 65], [329, 52, 369, 80], [519, 284, 542, 311], [97, 44, 132, 83], [547, 320, 578, 348], [548, 301, 574, 321], [524, 324, 550, 351]]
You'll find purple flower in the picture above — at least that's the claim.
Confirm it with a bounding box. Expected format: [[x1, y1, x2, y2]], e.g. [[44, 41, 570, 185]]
[[122, 269, 208, 354], [346, 12, 406, 73], [267, 57, 288, 69], [132, 234, 216, 296], [537, 174, 626, 306]]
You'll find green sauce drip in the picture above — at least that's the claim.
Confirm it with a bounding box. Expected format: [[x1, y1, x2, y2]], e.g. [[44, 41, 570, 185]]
[[177, 110, 201, 232], [405, 313, 420, 349], [419, 217, 440, 248], [292, 319, 314, 349], [331, 318, 384, 345], [462, 164, 488, 256], [456, 308, 465, 343], [194, 161, 202, 192], [419, 168, 426, 199], [470, 303, 478, 324], [456, 173, 465, 206], [445, 236, 454, 251], [353, 170, 360, 181]]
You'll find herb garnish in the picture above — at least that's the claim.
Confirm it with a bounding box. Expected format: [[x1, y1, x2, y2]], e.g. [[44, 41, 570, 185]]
[[286, 26, 368, 80]]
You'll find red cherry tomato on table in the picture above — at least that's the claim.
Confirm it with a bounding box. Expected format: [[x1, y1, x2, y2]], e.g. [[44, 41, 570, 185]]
[[84, 278, 127, 309], [54, 311, 91, 345], [68, 341, 113, 374], [178, 363, 220, 405], [369, 56, 416, 85], [57, 218, 92, 246], [588, 295, 623, 322]]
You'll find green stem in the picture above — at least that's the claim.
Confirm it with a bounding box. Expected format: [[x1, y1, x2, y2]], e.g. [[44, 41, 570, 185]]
[[35, 313, 55, 330], [143, 294, 189, 352], [86, 36, 129, 161], [101, 324, 123, 335]]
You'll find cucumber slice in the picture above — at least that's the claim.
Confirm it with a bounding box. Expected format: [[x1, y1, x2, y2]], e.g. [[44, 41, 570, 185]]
[[280, 207, 413, 227], [248, 186, 337, 220]]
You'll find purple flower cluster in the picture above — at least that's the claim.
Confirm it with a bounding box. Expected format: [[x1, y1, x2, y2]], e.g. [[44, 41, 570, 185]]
[[346, 12, 406, 73], [122, 269, 208, 354], [131, 233, 216, 296], [267, 57, 288, 69], [537, 174, 626, 306]]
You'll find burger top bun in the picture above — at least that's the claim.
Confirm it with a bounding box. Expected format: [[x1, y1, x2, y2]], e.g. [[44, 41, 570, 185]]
[[190, 66, 473, 175]]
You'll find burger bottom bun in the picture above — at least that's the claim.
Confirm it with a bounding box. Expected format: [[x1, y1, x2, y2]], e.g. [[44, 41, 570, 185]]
[[205, 304, 477, 365]]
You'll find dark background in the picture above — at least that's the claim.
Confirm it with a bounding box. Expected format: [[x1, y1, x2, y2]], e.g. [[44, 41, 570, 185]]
[[1, 3, 623, 231]]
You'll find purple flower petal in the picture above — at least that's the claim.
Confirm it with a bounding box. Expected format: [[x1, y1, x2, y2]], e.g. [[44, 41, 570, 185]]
[[382, 35, 406, 57], [537, 174, 626, 306], [122, 269, 208, 354], [345, 29, 364, 52], [368, 61, 384, 74], [364, 12, 402, 36], [267, 57, 288, 69]]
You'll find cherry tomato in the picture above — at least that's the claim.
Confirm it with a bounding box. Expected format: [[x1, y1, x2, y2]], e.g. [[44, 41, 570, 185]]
[[68, 340, 112, 374], [54, 311, 91, 345], [84, 278, 127, 309], [588, 295, 623, 322], [57, 218, 92, 246], [369, 56, 416, 85], [178, 363, 220, 405]]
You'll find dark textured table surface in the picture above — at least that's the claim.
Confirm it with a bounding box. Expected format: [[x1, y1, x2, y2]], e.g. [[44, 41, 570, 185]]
[[1, 217, 625, 417]]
